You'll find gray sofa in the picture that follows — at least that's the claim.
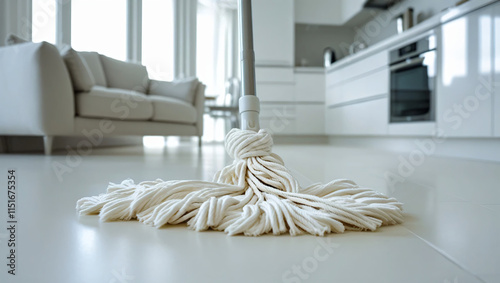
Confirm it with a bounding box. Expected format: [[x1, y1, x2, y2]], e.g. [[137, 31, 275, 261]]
[[0, 41, 205, 154]]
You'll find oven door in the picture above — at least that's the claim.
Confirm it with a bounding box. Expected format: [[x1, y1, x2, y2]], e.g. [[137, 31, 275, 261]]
[[389, 50, 436, 123]]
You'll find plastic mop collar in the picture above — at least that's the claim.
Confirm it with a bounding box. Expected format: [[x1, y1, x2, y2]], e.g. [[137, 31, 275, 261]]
[[75, 0, 403, 236]]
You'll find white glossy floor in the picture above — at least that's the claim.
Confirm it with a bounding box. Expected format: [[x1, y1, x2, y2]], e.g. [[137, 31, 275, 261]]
[[0, 140, 498, 283]]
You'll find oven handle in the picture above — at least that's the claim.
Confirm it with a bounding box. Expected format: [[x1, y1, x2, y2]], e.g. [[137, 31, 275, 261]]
[[390, 57, 425, 72]]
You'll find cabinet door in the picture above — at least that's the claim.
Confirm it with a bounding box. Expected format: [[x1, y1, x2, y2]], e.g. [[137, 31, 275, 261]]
[[437, 8, 493, 137], [325, 97, 388, 136], [256, 67, 295, 102], [295, 104, 324, 135], [494, 3, 500, 137], [295, 73, 325, 102], [252, 0, 294, 66], [260, 103, 296, 135]]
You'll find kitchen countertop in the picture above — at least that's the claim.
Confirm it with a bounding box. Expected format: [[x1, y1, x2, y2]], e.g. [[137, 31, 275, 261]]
[[327, 0, 496, 73]]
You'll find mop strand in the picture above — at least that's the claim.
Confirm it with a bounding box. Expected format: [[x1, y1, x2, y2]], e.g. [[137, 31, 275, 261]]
[[76, 128, 403, 236]]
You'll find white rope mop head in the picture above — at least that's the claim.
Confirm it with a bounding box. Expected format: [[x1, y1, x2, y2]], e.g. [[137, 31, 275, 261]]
[[76, 129, 403, 236]]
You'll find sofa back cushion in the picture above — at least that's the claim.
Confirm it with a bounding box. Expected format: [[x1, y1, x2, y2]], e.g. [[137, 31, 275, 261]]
[[79, 52, 108, 87], [99, 55, 149, 93], [148, 78, 199, 104], [60, 46, 96, 92]]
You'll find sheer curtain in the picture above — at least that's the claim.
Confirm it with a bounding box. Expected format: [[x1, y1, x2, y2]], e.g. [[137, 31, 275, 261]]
[[197, 0, 239, 142], [197, 0, 239, 97], [142, 0, 175, 81]]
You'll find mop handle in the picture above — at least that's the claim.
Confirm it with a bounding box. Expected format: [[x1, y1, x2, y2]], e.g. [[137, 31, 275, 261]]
[[238, 0, 260, 131]]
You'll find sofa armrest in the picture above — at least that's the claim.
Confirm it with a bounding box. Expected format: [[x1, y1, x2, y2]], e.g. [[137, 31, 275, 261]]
[[0, 42, 74, 136], [193, 82, 206, 136]]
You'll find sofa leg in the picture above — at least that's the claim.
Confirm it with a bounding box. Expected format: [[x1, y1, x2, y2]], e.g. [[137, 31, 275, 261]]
[[43, 136, 54, 155], [0, 136, 8, 153], [198, 136, 202, 148]]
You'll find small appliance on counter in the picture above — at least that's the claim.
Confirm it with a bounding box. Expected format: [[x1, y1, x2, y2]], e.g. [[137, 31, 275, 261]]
[[396, 8, 414, 34], [348, 41, 366, 55], [323, 47, 336, 67]]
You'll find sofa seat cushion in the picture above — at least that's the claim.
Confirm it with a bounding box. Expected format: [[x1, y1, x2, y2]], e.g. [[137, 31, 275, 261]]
[[148, 95, 197, 124], [76, 86, 153, 121]]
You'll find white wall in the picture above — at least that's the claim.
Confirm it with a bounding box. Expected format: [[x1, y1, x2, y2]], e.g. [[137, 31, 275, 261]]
[[295, 24, 354, 66], [341, 0, 365, 22], [0, 0, 8, 46], [295, 0, 364, 25], [353, 0, 457, 46], [295, 0, 343, 25], [0, 0, 32, 46]]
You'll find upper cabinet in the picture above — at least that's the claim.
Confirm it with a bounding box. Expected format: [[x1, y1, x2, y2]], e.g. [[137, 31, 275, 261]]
[[294, 0, 365, 25], [437, 6, 494, 137], [252, 0, 294, 66]]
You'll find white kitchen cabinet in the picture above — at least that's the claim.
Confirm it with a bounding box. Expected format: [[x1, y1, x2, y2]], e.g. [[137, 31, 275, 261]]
[[324, 49, 389, 136], [255, 67, 294, 83], [252, 0, 294, 66], [256, 84, 296, 102], [260, 103, 296, 135], [296, 104, 324, 134], [325, 97, 388, 136], [325, 51, 388, 107], [258, 69, 325, 135], [260, 104, 324, 135], [295, 72, 325, 102], [326, 68, 388, 106], [494, 2, 500, 137], [256, 67, 295, 102], [437, 7, 493, 137]]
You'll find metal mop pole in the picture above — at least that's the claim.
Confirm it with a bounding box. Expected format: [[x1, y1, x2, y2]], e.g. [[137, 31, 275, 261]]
[[238, 0, 260, 131]]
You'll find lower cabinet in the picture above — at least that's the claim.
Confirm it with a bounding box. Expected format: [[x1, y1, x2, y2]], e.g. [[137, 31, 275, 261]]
[[325, 97, 388, 136], [260, 103, 324, 135], [256, 69, 325, 135], [437, 5, 493, 137]]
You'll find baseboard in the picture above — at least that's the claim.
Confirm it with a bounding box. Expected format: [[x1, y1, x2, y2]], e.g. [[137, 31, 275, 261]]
[[328, 135, 500, 162]]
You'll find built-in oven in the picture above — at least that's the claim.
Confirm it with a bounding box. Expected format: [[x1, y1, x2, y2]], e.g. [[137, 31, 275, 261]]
[[389, 34, 437, 123]]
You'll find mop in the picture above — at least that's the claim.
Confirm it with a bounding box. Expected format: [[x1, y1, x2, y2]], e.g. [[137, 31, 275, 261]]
[[76, 0, 403, 236]]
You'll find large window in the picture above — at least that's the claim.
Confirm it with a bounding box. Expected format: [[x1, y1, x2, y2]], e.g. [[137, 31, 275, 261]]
[[31, 0, 56, 44], [71, 0, 127, 60], [197, 1, 238, 94], [142, 0, 175, 81]]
